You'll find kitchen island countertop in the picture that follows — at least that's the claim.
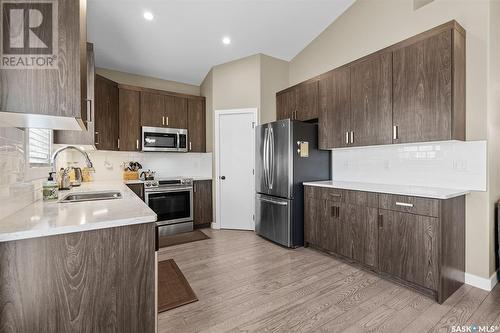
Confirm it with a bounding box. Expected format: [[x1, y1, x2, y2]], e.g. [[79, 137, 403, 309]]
[[0, 181, 157, 242]]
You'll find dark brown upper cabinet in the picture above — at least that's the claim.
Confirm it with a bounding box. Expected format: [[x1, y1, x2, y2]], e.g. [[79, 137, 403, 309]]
[[276, 89, 295, 120], [0, 0, 88, 130], [349, 53, 393, 147], [276, 81, 318, 121], [140, 92, 164, 127], [94, 75, 119, 150], [188, 98, 206, 152], [119, 88, 141, 151], [319, 67, 350, 149], [54, 43, 95, 145], [393, 28, 465, 143], [164, 95, 187, 129], [295, 21, 464, 148]]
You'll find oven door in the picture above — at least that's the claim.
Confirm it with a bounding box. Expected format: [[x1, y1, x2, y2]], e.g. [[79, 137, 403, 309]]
[[145, 187, 193, 225]]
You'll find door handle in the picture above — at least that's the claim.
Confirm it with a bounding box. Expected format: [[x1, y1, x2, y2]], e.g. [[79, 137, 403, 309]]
[[162, 116, 165, 126], [95, 131, 100, 145], [136, 139, 139, 150], [220, 176, 226, 180], [189, 141, 192, 151], [393, 125, 399, 140], [166, 117, 169, 126], [345, 131, 349, 144], [350, 131, 354, 144], [85, 99, 92, 123]]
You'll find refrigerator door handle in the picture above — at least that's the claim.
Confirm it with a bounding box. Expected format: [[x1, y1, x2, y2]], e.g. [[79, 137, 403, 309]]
[[269, 126, 274, 190], [257, 196, 288, 206], [264, 127, 269, 189]]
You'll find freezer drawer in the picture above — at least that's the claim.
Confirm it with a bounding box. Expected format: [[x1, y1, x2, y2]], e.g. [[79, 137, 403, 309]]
[[255, 194, 292, 247]]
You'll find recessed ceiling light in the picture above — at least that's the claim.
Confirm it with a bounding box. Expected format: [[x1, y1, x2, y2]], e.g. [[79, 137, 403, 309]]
[[222, 36, 231, 45], [143, 11, 154, 21]]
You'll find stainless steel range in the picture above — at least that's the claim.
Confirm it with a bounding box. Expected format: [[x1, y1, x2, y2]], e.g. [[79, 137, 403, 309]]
[[144, 177, 193, 236]]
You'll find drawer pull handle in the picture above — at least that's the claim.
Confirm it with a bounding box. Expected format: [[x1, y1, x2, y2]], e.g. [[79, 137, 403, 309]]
[[396, 202, 414, 208], [329, 193, 341, 197]]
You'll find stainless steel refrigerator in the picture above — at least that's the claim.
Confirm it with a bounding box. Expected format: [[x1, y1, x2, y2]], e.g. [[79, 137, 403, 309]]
[[255, 119, 331, 248]]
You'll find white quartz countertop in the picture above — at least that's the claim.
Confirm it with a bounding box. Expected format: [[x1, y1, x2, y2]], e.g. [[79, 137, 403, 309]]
[[303, 180, 470, 199], [0, 181, 157, 242]]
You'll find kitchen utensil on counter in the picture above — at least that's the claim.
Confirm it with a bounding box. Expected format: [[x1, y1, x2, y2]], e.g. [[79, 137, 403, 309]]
[[82, 167, 93, 182], [140, 170, 156, 181], [58, 168, 72, 190], [72, 167, 82, 186]]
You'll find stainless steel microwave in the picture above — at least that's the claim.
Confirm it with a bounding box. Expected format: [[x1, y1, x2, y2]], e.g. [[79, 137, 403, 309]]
[[142, 127, 188, 152]]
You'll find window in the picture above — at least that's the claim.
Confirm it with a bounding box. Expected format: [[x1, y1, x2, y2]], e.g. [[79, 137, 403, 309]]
[[28, 129, 52, 167]]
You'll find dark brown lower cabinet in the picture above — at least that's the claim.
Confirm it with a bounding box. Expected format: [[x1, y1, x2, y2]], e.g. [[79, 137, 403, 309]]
[[0, 223, 156, 332], [126, 183, 145, 201], [194, 180, 213, 228], [378, 209, 439, 291], [304, 185, 465, 303]]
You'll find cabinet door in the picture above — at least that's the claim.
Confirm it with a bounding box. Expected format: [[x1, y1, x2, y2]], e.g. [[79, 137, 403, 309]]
[[393, 30, 452, 144], [344, 204, 378, 268], [319, 68, 351, 149], [187, 98, 206, 152], [276, 90, 295, 120], [95, 75, 119, 150], [295, 81, 319, 121], [378, 209, 439, 291], [140, 92, 164, 127], [304, 187, 318, 245], [54, 43, 95, 145], [350, 53, 392, 147], [164, 95, 187, 129], [319, 200, 341, 253], [119, 89, 141, 151], [0, 0, 86, 125], [194, 180, 213, 227]]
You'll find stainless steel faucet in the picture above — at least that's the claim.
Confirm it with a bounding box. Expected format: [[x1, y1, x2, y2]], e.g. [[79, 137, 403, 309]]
[[51, 146, 95, 172]]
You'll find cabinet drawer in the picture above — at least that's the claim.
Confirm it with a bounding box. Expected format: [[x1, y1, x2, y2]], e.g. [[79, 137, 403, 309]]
[[304, 185, 320, 199], [379, 194, 440, 217], [319, 188, 344, 202], [345, 190, 378, 208]]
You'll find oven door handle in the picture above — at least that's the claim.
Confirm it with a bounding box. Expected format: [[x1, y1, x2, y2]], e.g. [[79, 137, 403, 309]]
[[145, 187, 193, 194]]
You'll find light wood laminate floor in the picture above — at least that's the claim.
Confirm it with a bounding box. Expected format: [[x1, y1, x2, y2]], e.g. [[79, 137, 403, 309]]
[[158, 229, 500, 333]]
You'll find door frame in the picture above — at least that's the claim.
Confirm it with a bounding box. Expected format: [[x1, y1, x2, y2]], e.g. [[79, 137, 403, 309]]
[[213, 108, 258, 230]]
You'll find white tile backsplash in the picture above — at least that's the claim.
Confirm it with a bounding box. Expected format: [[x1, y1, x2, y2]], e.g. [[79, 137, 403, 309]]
[[64, 150, 212, 181], [0, 127, 41, 220], [331, 140, 487, 191]]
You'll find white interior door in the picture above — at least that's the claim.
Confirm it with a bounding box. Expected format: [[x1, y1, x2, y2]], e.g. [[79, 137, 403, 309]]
[[218, 110, 256, 230]]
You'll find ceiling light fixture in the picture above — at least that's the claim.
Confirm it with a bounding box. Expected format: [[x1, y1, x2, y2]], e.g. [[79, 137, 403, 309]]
[[222, 36, 231, 45], [143, 11, 154, 21]]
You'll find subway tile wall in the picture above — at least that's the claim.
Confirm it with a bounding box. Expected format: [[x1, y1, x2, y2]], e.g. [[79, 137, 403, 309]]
[[331, 140, 487, 191], [0, 127, 38, 220]]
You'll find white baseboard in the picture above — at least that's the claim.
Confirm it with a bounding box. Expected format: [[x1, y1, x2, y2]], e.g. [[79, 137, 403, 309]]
[[211, 222, 220, 230], [465, 271, 499, 291]]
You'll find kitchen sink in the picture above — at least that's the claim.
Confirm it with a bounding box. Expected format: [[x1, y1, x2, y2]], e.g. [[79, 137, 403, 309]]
[[59, 191, 122, 203]]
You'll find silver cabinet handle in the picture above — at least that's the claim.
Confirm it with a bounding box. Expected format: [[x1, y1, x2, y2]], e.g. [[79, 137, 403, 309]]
[[162, 116, 165, 126], [259, 197, 288, 206], [328, 193, 341, 197], [396, 202, 414, 208], [393, 125, 399, 140], [85, 99, 92, 123], [117, 138, 120, 149], [350, 131, 354, 144], [95, 132, 99, 145], [345, 132, 349, 144], [166, 117, 169, 126], [136, 139, 139, 150], [189, 141, 192, 151]]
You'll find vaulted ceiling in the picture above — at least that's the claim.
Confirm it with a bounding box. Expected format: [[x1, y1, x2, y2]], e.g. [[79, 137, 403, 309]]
[[87, 0, 354, 85]]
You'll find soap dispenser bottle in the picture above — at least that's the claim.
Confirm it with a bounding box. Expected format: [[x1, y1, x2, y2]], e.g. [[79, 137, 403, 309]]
[[43, 172, 59, 201]]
